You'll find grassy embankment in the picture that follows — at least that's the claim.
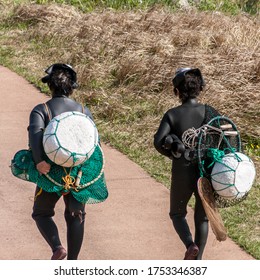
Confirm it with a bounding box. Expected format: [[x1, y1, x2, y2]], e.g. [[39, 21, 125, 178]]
[[0, 0, 259, 258]]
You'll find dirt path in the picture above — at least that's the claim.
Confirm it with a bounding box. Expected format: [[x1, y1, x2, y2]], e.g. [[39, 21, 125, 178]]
[[0, 65, 254, 260]]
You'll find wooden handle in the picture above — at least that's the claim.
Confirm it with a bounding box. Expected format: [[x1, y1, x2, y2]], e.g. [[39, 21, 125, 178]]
[[224, 131, 238, 136], [220, 124, 232, 130], [75, 170, 82, 187]]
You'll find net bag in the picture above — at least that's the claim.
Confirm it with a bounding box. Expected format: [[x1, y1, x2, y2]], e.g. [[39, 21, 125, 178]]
[[11, 145, 108, 204], [210, 152, 255, 200], [43, 111, 98, 167], [11, 149, 35, 181], [195, 116, 255, 207], [182, 115, 255, 240]]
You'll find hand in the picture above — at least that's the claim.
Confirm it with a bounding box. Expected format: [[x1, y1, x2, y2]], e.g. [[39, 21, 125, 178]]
[[164, 135, 174, 150], [172, 142, 186, 154], [164, 134, 186, 154], [36, 161, 51, 175]]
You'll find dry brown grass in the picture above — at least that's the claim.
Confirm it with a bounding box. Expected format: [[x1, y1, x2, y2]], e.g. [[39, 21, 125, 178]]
[[1, 3, 259, 175]]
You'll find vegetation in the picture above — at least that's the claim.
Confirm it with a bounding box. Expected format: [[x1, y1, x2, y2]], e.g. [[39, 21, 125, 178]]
[[0, 0, 259, 258], [1, 0, 260, 14]]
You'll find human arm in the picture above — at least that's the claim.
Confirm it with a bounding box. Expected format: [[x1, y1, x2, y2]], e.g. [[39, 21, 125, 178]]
[[154, 111, 185, 158], [28, 104, 48, 165], [36, 161, 51, 175], [154, 113, 173, 158]]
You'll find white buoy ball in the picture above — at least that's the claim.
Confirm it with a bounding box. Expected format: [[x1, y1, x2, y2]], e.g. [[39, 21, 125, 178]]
[[211, 152, 256, 200], [43, 111, 98, 167]]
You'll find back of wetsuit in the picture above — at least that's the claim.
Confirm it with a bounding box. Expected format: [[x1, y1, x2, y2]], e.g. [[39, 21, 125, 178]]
[[154, 102, 219, 158], [28, 95, 93, 164]]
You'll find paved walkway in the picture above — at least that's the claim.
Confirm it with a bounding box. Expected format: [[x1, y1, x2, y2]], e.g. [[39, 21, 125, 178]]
[[0, 65, 254, 260]]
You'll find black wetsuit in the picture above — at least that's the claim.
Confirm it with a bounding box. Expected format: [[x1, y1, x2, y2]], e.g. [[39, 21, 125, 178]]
[[28, 95, 93, 260], [154, 98, 220, 259]]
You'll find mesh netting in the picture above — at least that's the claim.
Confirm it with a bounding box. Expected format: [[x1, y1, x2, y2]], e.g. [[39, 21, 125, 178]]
[[43, 111, 98, 167], [11, 145, 108, 204], [182, 111, 247, 207], [196, 116, 245, 207]]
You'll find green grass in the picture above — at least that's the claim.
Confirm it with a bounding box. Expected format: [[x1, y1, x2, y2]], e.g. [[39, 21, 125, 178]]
[[220, 185, 260, 258], [3, 0, 260, 14]]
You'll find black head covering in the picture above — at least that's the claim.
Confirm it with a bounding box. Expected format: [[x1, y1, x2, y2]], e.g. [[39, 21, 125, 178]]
[[41, 63, 78, 89], [172, 68, 205, 89]]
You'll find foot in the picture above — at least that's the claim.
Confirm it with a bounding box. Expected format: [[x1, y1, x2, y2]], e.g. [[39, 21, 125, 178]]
[[51, 246, 67, 260], [184, 243, 199, 260]]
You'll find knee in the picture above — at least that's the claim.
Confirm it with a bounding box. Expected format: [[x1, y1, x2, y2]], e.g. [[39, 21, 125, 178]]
[[169, 212, 186, 223], [65, 209, 86, 224], [194, 205, 208, 223], [195, 213, 208, 224], [32, 208, 55, 221]]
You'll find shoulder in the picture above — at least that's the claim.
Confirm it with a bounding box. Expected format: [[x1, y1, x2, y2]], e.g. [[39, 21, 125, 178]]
[[165, 105, 181, 116], [29, 103, 49, 125], [164, 104, 184, 115], [32, 103, 45, 111], [160, 107, 181, 126], [30, 103, 46, 116], [71, 98, 93, 119]]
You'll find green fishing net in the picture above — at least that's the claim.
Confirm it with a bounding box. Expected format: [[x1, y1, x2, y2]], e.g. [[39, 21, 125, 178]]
[[182, 114, 245, 207], [196, 116, 244, 207], [197, 116, 241, 174], [11, 145, 108, 204]]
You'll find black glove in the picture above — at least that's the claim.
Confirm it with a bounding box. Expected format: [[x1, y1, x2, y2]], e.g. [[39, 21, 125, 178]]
[[164, 135, 174, 150], [163, 134, 185, 155]]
